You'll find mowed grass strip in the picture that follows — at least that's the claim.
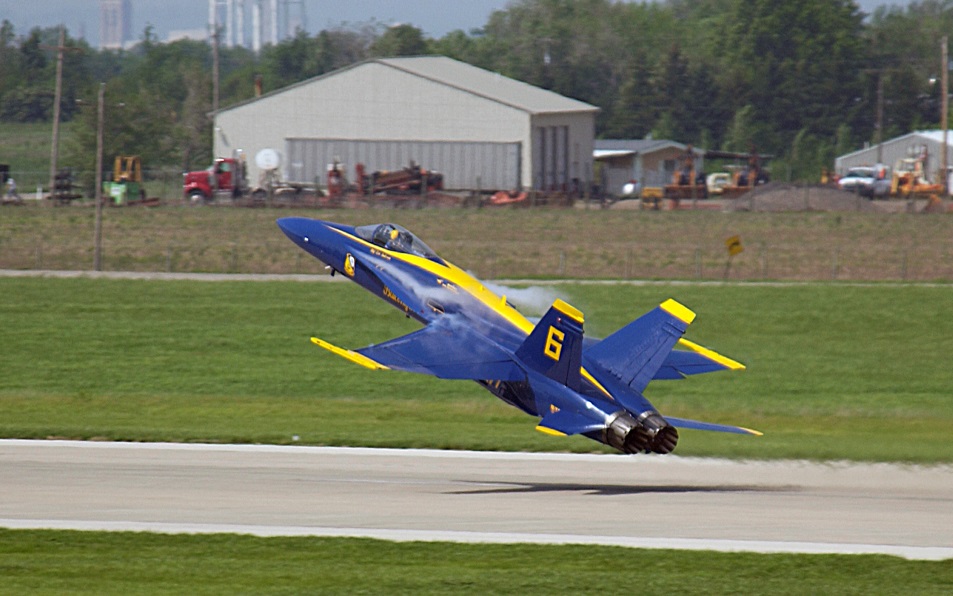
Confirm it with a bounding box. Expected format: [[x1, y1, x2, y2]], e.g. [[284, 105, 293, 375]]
[[1, 530, 952, 595], [3, 204, 953, 281], [1, 277, 952, 462]]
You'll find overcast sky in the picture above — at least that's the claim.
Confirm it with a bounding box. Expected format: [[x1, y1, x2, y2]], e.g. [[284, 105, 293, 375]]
[[1, 0, 898, 48]]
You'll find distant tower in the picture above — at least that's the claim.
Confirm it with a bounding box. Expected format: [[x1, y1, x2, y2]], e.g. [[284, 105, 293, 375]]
[[100, 0, 132, 50], [284, 0, 306, 37], [209, 0, 230, 46], [235, 0, 245, 48], [210, 0, 259, 49], [252, 0, 262, 52], [269, 0, 279, 46]]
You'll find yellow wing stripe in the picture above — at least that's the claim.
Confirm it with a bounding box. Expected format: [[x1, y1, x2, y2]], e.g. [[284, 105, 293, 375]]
[[677, 337, 746, 371], [660, 298, 696, 324], [311, 337, 389, 370], [535, 425, 567, 437]]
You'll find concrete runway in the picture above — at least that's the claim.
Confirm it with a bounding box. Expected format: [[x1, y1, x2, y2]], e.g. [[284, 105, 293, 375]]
[[2, 440, 952, 560]]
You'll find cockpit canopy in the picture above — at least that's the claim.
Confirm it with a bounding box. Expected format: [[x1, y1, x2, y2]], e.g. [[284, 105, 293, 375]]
[[355, 223, 441, 261]]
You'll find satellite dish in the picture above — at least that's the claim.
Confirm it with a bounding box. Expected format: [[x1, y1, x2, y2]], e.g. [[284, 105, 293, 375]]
[[255, 148, 281, 170]]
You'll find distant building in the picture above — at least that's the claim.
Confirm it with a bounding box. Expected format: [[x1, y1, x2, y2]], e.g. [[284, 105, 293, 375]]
[[100, 0, 132, 50], [214, 56, 598, 191], [835, 130, 953, 178], [594, 139, 704, 195]]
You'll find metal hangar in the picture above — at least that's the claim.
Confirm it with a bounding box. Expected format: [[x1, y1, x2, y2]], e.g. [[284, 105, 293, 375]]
[[213, 56, 598, 191]]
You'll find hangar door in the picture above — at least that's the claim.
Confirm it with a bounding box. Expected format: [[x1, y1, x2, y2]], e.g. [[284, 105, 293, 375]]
[[533, 125, 570, 190], [286, 139, 521, 190]]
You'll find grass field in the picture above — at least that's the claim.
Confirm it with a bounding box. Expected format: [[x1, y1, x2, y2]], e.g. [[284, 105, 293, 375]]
[[3, 206, 952, 581], [2, 204, 953, 281], [1, 529, 951, 595], [2, 276, 951, 462]]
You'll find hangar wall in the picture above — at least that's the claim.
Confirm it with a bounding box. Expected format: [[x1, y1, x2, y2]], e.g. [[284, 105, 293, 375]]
[[285, 139, 521, 190]]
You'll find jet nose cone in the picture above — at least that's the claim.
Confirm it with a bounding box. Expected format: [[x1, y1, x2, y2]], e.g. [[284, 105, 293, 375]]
[[276, 217, 322, 244]]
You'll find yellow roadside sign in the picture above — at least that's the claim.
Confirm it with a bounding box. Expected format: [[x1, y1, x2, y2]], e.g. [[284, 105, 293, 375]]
[[725, 235, 743, 256]]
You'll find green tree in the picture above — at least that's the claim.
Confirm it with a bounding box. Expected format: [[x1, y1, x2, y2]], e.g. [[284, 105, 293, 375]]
[[370, 24, 428, 57], [0, 20, 20, 102], [718, 0, 867, 153], [723, 104, 757, 152], [261, 30, 320, 89], [603, 52, 657, 139]]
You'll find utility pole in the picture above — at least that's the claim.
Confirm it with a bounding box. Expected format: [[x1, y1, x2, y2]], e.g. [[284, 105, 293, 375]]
[[942, 36, 949, 193], [212, 24, 220, 114], [93, 83, 105, 271], [876, 72, 884, 165], [45, 27, 81, 201]]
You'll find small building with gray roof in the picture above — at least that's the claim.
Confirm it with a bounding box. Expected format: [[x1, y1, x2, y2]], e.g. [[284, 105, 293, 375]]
[[594, 139, 704, 195], [214, 56, 599, 191]]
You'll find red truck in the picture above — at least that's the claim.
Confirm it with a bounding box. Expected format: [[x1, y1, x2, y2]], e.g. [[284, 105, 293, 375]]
[[183, 157, 247, 202]]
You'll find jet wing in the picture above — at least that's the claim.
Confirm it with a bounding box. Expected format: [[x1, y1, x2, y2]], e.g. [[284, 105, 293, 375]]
[[311, 316, 525, 381]]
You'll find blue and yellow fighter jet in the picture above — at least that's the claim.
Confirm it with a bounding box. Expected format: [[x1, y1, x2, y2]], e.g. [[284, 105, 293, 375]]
[[277, 218, 760, 454]]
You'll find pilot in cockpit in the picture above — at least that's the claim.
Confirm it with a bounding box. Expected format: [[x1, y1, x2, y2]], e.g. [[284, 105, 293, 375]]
[[386, 228, 413, 253], [362, 222, 439, 261]]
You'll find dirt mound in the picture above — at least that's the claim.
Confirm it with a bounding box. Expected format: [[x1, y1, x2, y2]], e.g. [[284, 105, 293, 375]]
[[725, 183, 879, 212]]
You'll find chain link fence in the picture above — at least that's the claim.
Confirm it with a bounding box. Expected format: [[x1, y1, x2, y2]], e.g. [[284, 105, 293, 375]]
[[3, 168, 187, 201]]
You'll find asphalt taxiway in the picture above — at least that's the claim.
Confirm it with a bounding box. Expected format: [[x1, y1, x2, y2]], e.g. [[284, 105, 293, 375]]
[[2, 440, 951, 560]]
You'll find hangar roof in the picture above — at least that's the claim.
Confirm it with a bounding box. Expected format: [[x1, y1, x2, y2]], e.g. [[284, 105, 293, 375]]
[[595, 139, 690, 154], [377, 56, 598, 115], [217, 55, 598, 117], [836, 130, 953, 162]]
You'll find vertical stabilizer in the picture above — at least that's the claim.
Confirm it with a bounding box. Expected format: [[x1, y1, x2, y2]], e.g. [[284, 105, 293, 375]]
[[584, 299, 694, 393], [515, 299, 585, 391]]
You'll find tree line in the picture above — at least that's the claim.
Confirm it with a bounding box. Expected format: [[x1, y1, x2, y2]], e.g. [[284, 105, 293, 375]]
[[1, 0, 952, 182]]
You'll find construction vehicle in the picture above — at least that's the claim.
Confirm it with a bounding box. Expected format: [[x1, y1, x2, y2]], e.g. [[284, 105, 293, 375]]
[[104, 155, 146, 204], [355, 161, 444, 196], [706, 149, 771, 198], [183, 155, 248, 202], [890, 156, 944, 196], [663, 145, 708, 200], [184, 150, 326, 204]]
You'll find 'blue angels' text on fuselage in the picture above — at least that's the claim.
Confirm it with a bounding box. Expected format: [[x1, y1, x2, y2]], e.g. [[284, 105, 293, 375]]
[[277, 217, 760, 455]]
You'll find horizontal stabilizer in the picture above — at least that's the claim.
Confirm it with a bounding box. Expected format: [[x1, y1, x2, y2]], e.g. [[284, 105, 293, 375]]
[[654, 339, 746, 380], [535, 408, 605, 437], [584, 299, 694, 393], [665, 416, 762, 436]]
